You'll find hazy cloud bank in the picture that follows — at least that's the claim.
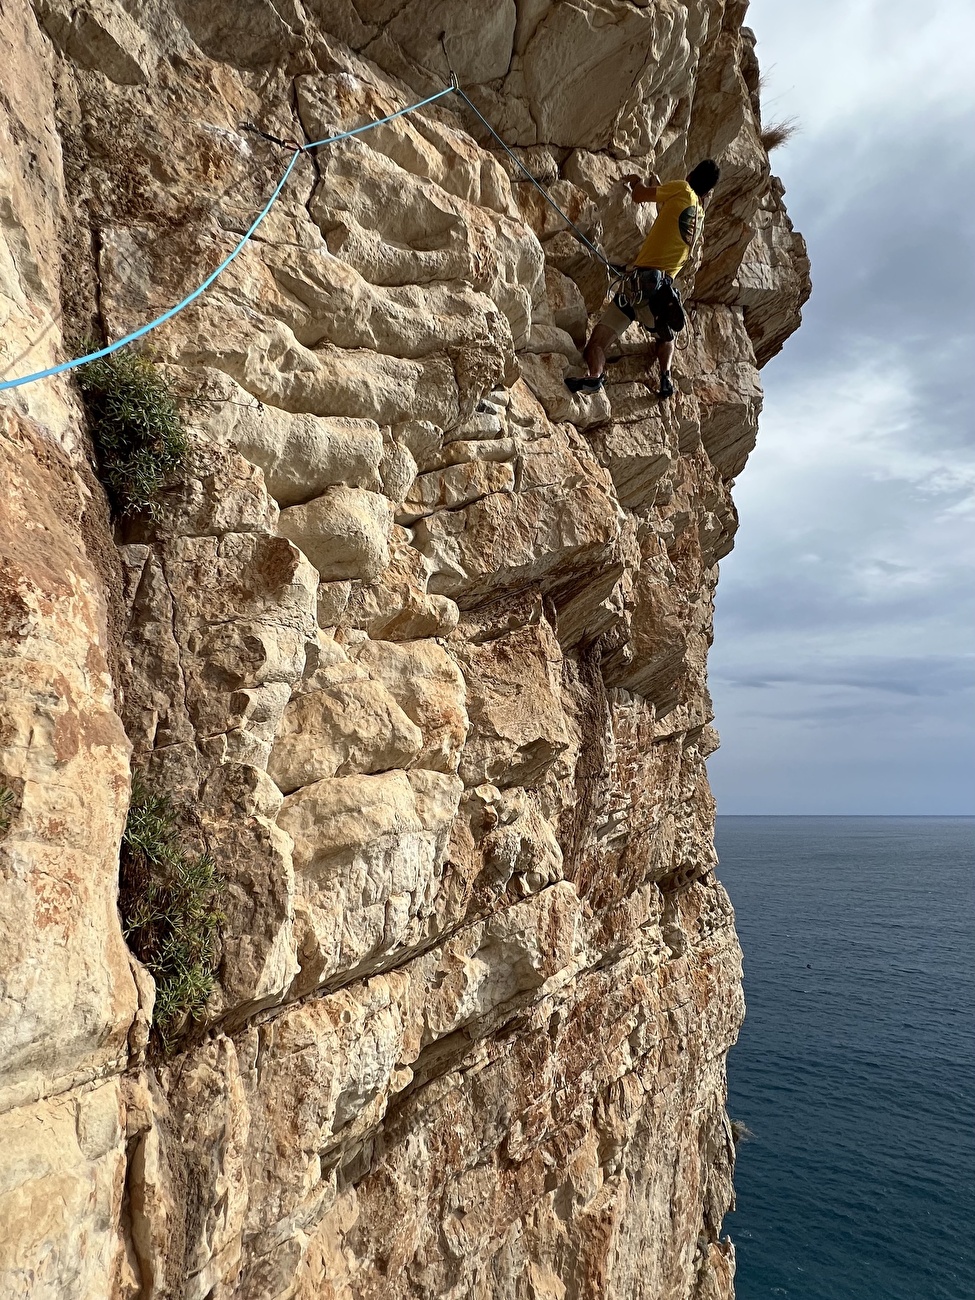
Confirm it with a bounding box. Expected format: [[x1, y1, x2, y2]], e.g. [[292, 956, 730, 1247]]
[[707, 0, 975, 813]]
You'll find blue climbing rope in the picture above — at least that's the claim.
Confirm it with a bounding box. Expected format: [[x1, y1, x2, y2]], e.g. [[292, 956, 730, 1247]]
[[302, 85, 452, 151], [1, 80, 615, 395], [0, 86, 454, 393]]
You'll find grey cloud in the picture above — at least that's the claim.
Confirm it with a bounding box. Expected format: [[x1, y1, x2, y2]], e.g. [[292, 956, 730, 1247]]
[[706, 3, 975, 813], [716, 576, 975, 639], [775, 131, 975, 369], [714, 655, 975, 699]]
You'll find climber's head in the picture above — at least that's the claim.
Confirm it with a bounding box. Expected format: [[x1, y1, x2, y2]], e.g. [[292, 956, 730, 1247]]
[[687, 159, 720, 197]]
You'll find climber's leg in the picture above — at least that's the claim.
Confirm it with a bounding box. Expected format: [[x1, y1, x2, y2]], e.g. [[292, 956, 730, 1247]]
[[566, 323, 617, 392], [566, 300, 632, 393], [583, 322, 617, 379], [656, 336, 675, 398]]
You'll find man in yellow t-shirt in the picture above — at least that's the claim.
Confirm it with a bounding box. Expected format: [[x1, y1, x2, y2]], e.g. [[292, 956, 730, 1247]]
[[566, 159, 720, 400]]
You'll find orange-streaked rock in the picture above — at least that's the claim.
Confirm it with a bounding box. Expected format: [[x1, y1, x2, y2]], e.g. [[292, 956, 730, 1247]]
[[0, 2, 806, 1296]]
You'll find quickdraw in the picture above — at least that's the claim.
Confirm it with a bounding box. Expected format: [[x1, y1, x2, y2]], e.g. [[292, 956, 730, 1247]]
[[238, 121, 304, 152]]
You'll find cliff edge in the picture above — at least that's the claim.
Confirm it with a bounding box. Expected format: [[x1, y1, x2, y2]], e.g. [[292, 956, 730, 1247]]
[[0, 2, 809, 1296]]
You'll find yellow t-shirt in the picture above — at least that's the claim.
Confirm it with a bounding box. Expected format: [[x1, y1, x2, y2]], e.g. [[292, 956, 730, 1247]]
[[633, 179, 703, 277]]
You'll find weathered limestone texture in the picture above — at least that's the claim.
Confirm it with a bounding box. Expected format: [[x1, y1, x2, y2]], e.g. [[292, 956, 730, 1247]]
[[0, 1, 809, 1297]]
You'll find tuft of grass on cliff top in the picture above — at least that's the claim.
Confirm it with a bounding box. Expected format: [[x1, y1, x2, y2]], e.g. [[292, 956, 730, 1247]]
[[76, 347, 187, 517], [120, 778, 222, 1051], [760, 118, 799, 152]]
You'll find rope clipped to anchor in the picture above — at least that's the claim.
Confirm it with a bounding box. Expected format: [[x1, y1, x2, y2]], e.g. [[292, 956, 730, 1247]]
[[437, 33, 611, 272], [453, 86, 612, 270], [1, 69, 617, 394], [0, 87, 452, 393], [238, 121, 303, 152]]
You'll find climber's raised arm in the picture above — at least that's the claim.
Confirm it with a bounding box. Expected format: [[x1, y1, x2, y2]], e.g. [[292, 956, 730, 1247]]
[[622, 173, 661, 203]]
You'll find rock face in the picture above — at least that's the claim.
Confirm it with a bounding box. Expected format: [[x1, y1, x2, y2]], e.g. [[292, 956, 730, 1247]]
[[0, 3, 808, 1298]]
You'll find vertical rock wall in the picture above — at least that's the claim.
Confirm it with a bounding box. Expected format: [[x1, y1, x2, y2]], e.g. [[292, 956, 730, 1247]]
[[0, 2, 809, 1297]]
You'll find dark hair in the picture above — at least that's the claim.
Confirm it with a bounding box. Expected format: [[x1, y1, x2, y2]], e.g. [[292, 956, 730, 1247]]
[[687, 159, 720, 197]]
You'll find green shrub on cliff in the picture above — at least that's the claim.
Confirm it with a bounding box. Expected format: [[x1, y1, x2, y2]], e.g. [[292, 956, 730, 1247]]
[[0, 786, 15, 837], [120, 779, 222, 1050], [76, 348, 187, 517]]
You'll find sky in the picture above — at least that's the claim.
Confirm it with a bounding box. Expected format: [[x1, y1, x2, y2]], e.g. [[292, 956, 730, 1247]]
[[706, 0, 975, 815]]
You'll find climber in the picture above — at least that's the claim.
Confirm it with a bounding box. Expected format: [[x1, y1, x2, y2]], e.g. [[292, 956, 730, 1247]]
[[565, 159, 720, 400]]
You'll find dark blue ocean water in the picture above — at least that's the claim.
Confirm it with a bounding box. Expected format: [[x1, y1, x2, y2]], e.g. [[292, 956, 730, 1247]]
[[716, 817, 975, 1300]]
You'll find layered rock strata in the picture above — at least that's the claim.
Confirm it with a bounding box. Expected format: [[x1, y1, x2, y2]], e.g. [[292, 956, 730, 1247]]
[[0, 2, 809, 1297]]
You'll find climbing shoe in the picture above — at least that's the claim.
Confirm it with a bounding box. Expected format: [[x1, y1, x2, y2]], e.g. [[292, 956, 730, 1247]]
[[565, 374, 605, 394], [658, 370, 674, 400]]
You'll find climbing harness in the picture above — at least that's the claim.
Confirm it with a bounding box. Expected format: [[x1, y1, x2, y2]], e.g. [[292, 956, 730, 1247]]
[[617, 269, 687, 339]]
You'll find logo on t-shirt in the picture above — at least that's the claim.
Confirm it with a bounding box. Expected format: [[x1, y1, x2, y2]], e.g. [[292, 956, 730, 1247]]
[[678, 205, 700, 247]]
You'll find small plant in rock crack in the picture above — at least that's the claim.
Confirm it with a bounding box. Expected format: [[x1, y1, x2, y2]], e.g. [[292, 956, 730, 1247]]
[[120, 778, 223, 1051], [730, 1119, 754, 1146], [0, 786, 15, 837], [75, 346, 187, 517]]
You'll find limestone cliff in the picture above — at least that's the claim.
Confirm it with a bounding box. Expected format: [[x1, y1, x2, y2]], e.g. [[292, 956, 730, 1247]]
[[0, 2, 808, 1297]]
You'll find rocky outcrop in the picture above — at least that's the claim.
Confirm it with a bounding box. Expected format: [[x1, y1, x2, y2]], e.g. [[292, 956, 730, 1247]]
[[0, 2, 808, 1297]]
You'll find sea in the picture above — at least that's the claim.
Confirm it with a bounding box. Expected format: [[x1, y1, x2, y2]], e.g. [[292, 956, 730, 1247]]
[[715, 816, 975, 1300]]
